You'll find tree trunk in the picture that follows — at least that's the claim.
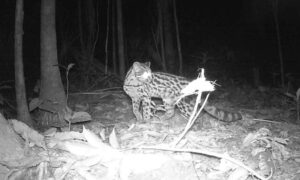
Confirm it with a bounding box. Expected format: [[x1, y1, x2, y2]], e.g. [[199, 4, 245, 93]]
[[272, 0, 284, 87], [173, 0, 183, 75], [116, 0, 126, 78], [14, 0, 33, 126], [161, 0, 177, 74], [105, 0, 110, 74], [40, 0, 67, 127], [78, 0, 84, 53], [112, 0, 118, 74], [77, 0, 99, 88], [157, 0, 167, 72], [86, 0, 97, 61]]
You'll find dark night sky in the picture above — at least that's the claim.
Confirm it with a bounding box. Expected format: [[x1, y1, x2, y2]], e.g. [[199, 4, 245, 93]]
[[0, 0, 299, 85]]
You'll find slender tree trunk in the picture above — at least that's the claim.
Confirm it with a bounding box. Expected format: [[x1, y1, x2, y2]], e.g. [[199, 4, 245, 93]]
[[173, 0, 183, 75], [116, 0, 126, 78], [40, 0, 67, 127], [272, 0, 284, 87], [86, 0, 97, 61], [105, 0, 110, 74], [15, 0, 33, 126], [161, 0, 177, 73], [112, 0, 117, 74], [78, 0, 84, 53], [157, 0, 167, 72]]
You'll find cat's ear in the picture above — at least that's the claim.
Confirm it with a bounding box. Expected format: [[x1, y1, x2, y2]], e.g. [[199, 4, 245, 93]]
[[144, 61, 151, 67], [132, 62, 141, 71]]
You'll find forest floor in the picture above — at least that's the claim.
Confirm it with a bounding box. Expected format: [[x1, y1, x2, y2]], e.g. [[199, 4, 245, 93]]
[[0, 83, 299, 180], [65, 84, 300, 180]]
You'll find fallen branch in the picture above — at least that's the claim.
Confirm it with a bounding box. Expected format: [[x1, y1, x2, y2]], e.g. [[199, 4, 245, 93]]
[[138, 146, 273, 180]]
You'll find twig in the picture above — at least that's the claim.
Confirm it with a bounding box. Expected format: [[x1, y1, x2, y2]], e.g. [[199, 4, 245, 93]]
[[173, 69, 214, 146], [138, 146, 272, 180], [284, 92, 296, 101], [69, 87, 123, 95], [251, 118, 282, 124], [172, 93, 210, 146]]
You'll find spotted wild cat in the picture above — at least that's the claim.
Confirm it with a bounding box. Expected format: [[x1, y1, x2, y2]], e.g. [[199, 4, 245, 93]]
[[123, 62, 242, 122]]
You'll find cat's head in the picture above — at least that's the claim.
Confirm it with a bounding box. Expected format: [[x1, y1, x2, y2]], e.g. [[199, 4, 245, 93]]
[[131, 61, 152, 82]]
